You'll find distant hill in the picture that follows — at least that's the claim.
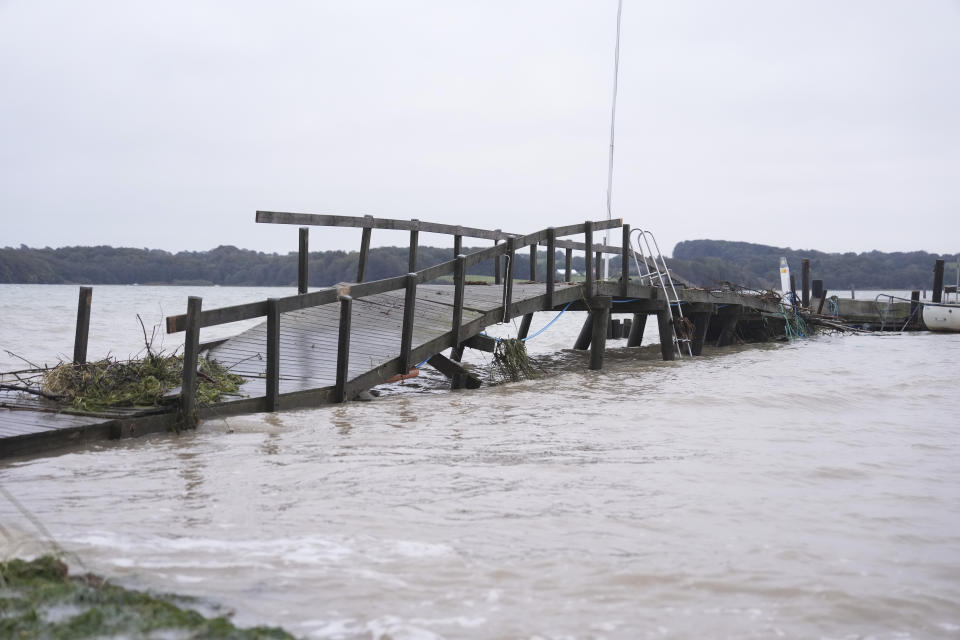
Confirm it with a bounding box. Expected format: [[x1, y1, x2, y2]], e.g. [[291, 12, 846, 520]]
[[671, 240, 958, 291], [1, 242, 955, 290]]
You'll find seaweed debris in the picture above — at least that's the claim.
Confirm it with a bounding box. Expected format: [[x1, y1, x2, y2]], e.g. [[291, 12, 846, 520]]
[[0, 555, 293, 639], [492, 338, 538, 382], [39, 354, 244, 412]]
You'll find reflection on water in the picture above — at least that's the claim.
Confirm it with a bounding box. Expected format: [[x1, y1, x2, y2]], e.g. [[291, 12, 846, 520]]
[[1, 286, 960, 638]]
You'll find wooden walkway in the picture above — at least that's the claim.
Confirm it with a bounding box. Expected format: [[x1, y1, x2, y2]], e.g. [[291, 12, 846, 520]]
[[1, 214, 792, 459]]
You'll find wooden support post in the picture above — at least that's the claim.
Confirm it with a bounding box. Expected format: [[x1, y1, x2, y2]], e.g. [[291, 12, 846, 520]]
[[453, 234, 462, 261], [180, 296, 202, 426], [622, 317, 632, 338], [850, 284, 855, 300], [910, 290, 920, 328], [73, 286, 93, 365], [399, 273, 417, 372], [933, 259, 945, 303], [428, 353, 482, 390], [451, 254, 466, 349], [716, 309, 740, 347], [565, 248, 573, 283], [589, 297, 612, 370], [546, 227, 556, 308], [801, 259, 810, 308], [518, 314, 533, 340], [573, 314, 593, 350], [298, 227, 309, 294], [790, 274, 798, 307], [407, 228, 419, 274], [627, 313, 647, 347], [817, 289, 829, 315], [812, 279, 824, 299], [595, 252, 602, 281], [691, 312, 710, 356], [584, 222, 594, 298], [494, 235, 502, 285], [656, 309, 676, 361], [529, 244, 537, 281], [621, 224, 630, 296], [357, 226, 372, 282], [265, 298, 280, 412], [505, 237, 516, 317], [335, 295, 352, 403]]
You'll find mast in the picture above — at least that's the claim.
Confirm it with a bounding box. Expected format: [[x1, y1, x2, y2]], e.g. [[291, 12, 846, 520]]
[[603, 0, 623, 280]]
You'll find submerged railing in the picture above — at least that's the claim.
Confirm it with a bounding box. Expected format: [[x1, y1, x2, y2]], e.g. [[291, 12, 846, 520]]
[[166, 213, 632, 421]]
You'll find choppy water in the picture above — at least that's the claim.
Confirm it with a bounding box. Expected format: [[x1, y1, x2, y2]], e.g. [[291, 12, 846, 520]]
[[1, 285, 959, 639]]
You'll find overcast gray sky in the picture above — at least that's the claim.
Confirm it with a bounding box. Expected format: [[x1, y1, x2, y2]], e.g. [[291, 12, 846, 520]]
[[2, 1, 958, 256]]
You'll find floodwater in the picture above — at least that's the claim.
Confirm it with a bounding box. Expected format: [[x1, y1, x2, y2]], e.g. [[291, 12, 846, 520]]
[[1, 284, 959, 639]]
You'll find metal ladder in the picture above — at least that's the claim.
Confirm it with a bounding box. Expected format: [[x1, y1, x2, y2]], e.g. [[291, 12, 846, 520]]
[[630, 229, 693, 357]]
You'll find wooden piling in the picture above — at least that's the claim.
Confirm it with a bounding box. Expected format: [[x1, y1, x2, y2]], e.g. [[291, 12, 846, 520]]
[[584, 222, 594, 298], [595, 252, 602, 281], [451, 254, 466, 349], [266, 298, 280, 411], [408, 221, 419, 273], [589, 297, 612, 370], [910, 290, 920, 328], [399, 273, 417, 372], [357, 226, 372, 282], [656, 309, 676, 361], [335, 295, 352, 403], [180, 296, 202, 425], [574, 314, 593, 350], [626, 313, 647, 347], [518, 314, 533, 340], [933, 259, 945, 303], [298, 227, 309, 294], [691, 312, 710, 356], [621, 224, 630, 296], [801, 259, 810, 308], [505, 237, 516, 316], [73, 286, 92, 365], [790, 274, 798, 306], [817, 289, 829, 315], [812, 279, 824, 299], [546, 227, 556, 308], [622, 318, 632, 338]]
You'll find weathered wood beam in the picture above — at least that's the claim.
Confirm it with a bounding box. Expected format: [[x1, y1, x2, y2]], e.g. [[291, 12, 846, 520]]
[[73, 286, 92, 365], [427, 353, 482, 390]]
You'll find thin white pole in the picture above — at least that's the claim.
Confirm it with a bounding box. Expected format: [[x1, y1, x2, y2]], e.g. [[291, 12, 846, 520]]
[[604, 0, 623, 281]]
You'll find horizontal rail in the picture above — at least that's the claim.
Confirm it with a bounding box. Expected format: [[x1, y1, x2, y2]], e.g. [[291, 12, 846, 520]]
[[167, 217, 626, 333], [257, 211, 510, 241]]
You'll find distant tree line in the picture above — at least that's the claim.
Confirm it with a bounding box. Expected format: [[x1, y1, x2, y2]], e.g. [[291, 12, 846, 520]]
[[1, 241, 955, 290], [671, 240, 959, 291]]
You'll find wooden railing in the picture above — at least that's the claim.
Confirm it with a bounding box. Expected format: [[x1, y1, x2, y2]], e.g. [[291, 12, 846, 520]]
[[166, 215, 626, 422]]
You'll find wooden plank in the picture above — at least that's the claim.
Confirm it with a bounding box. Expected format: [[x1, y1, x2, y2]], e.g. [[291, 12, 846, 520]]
[[256, 210, 510, 241]]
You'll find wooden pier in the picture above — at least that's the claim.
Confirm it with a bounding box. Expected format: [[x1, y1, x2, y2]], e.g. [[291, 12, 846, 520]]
[[0, 213, 836, 459]]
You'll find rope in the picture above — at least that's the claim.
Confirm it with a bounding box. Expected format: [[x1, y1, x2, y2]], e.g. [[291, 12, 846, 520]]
[[522, 301, 574, 342]]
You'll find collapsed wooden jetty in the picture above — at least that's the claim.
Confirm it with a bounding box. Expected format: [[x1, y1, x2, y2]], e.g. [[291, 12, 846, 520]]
[[2, 213, 795, 458]]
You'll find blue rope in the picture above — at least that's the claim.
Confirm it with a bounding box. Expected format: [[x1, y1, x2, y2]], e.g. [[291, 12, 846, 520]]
[[522, 301, 574, 342]]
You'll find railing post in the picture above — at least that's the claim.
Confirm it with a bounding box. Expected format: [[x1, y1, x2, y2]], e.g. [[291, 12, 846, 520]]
[[933, 259, 945, 303], [266, 298, 280, 412], [408, 220, 419, 273], [529, 243, 537, 282], [494, 231, 502, 285], [565, 248, 572, 283], [335, 295, 352, 403], [399, 273, 418, 372], [452, 254, 466, 349], [453, 234, 462, 261], [357, 225, 372, 282], [298, 227, 309, 294], [595, 251, 602, 281], [180, 296, 202, 426], [73, 286, 93, 365], [505, 237, 516, 317], [621, 224, 630, 297], [801, 258, 810, 308], [584, 222, 594, 298], [546, 227, 556, 309]]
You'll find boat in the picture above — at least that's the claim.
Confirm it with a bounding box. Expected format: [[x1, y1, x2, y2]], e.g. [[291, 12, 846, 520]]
[[922, 290, 960, 332]]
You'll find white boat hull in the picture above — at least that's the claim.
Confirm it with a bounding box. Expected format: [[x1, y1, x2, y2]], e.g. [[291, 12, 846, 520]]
[[922, 303, 960, 332]]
